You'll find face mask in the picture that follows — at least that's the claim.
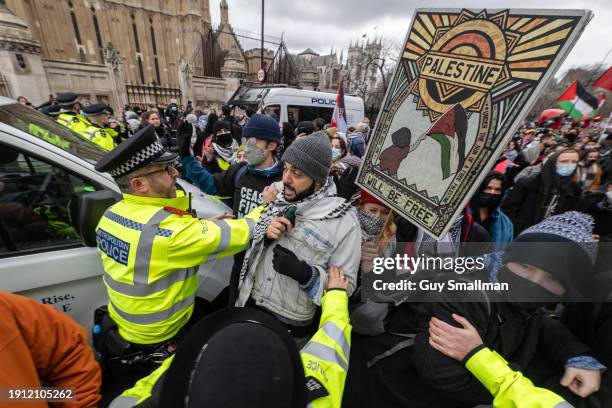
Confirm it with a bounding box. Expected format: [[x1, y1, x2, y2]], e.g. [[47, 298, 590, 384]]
[[357, 208, 385, 238], [478, 192, 502, 209], [606, 191, 612, 204], [498, 266, 563, 310], [556, 163, 576, 177], [245, 144, 266, 166], [331, 147, 343, 161], [215, 132, 233, 147]]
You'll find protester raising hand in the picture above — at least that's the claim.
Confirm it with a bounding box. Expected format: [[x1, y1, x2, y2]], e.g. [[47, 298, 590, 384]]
[[327, 266, 349, 291], [428, 314, 483, 361]]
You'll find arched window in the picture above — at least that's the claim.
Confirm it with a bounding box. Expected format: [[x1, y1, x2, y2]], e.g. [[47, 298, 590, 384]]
[[131, 14, 140, 52], [91, 6, 104, 62], [68, 1, 82, 46], [137, 55, 145, 84], [149, 16, 161, 84]]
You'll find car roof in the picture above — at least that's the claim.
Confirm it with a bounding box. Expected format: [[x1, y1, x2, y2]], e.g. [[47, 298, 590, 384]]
[[0, 96, 18, 106]]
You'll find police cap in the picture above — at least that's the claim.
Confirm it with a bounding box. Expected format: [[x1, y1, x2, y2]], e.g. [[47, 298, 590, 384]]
[[159, 307, 306, 408], [39, 104, 61, 116], [56, 92, 81, 106], [82, 103, 109, 116], [95, 125, 177, 177]]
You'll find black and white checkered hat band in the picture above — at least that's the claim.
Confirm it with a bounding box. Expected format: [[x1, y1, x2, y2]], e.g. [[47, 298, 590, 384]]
[[110, 140, 165, 177]]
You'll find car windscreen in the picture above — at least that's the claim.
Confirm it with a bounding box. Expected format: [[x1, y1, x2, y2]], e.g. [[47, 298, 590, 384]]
[[0, 103, 105, 164]]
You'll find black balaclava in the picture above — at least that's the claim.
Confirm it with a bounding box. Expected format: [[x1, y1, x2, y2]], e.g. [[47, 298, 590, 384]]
[[470, 171, 506, 212]]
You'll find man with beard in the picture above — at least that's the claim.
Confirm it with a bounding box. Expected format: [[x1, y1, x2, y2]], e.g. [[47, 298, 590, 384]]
[[93, 126, 264, 392], [343, 211, 604, 407], [236, 131, 361, 343]]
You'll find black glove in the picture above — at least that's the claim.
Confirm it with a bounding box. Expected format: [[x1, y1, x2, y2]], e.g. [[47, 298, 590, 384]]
[[333, 166, 359, 201], [272, 245, 314, 286], [177, 121, 193, 158]]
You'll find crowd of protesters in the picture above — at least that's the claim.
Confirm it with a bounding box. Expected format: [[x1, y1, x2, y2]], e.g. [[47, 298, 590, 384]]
[[5, 92, 612, 407]]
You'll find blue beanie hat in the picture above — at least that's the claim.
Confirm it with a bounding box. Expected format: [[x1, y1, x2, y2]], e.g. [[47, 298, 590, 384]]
[[242, 114, 281, 144]]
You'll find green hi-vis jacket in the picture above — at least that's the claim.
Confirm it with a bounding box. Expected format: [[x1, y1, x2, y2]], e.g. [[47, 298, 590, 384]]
[[83, 125, 116, 151], [466, 347, 572, 408], [109, 289, 352, 408], [96, 192, 264, 345]]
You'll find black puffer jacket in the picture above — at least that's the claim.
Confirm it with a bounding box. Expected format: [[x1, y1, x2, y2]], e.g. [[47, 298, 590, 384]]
[[343, 271, 592, 408], [501, 151, 582, 236]]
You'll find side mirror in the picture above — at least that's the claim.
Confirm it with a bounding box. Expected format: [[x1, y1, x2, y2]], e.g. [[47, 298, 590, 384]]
[[70, 190, 120, 247]]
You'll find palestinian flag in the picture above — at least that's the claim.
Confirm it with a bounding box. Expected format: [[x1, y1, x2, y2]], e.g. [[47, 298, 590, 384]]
[[331, 80, 348, 133], [557, 81, 599, 120], [426, 104, 468, 180]]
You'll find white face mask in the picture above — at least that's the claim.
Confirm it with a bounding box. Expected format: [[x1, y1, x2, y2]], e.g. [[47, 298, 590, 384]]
[[607, 190, 612, 204]]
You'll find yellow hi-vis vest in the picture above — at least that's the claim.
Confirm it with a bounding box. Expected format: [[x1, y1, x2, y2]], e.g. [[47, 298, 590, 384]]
[[96, 192, 264, 345], [465, 347, 572, 408], [83, 125, 115, 151], [56, 112, 92, 144], [109, 290, 352, 408]]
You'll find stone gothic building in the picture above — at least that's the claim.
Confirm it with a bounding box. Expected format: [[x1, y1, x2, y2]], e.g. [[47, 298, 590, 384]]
[[289, 38, 382, 99], [346, 37, 382, 99], [1, 0, 234, 110]]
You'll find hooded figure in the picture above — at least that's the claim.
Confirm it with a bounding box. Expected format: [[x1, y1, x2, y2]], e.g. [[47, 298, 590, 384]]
[[468, 171, 513, 246], [501, 148, 582, 236], [343, 211, 603, 408]]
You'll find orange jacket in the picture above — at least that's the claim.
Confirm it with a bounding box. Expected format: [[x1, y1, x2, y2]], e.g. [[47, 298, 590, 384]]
[[0, 292, 101, 408]]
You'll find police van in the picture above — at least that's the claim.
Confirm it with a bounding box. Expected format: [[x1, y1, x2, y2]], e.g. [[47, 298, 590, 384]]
[[229, 85, 365, 128], [0, 97, 232, 329]]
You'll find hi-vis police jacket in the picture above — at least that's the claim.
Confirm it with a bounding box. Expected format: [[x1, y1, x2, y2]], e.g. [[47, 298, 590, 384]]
[[465, 347, 572, 408], [109, 289, 352, 408], [96, 192, 264, 345], [56, 112, 91, 136], [83, 125, 115, 151]]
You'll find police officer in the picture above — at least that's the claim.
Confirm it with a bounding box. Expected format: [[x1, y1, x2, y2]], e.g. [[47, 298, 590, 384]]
[[102, 105, 130, 145], [55, 92, 91, 138], [109, 266, 351, 408], [82, 103, 116, 151], [94, 125, 265, 390], [32, 103, 70, 149]]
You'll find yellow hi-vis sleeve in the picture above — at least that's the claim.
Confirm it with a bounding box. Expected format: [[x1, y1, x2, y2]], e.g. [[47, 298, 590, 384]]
[[167, 205, 265, 268], [301, 289, 352, 408], [465, 347, 572, 408], [111, 356, 174, 407]]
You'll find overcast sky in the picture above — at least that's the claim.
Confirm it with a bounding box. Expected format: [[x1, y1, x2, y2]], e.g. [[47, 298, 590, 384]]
[[210, 0, 612, 77]]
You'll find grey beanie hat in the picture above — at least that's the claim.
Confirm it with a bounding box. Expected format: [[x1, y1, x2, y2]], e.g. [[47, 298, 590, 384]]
[[281, 131, 332, 183]]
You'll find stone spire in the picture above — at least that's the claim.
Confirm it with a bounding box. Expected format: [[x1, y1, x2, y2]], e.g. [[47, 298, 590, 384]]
[[220, 0, 229, 26]]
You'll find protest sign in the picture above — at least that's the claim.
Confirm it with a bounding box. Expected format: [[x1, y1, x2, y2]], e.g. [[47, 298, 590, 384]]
[[357, 8, 592, 239]]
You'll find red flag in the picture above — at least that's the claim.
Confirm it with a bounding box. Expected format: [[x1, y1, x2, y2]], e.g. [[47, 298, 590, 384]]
[[593, 66, 612, 92], [331, 80, 348, 133]]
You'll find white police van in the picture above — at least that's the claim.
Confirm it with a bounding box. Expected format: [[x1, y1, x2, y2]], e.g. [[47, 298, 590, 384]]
[[0, 97, 232, 329], [230, 85, 365, 128]]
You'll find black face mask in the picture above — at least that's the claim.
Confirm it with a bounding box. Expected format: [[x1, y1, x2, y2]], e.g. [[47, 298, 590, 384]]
[[498, 266, 564, 311], [478, 192, 502, 209], [214, 132, 233, 147]]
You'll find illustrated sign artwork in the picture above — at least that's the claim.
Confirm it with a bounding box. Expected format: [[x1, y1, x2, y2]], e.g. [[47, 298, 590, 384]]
[[357, 8, 592, 239]]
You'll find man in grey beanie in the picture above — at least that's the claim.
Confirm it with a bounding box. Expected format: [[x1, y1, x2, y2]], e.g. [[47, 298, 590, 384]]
[[236, 131, 361, 342]]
